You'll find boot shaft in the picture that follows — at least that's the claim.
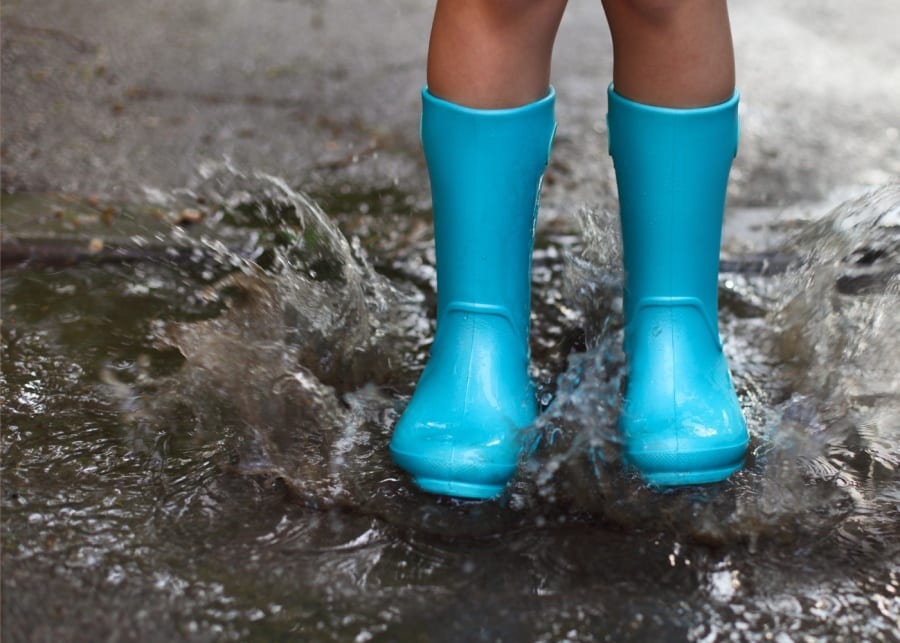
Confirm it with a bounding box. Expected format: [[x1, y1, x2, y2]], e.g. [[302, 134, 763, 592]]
[[421, 88, 556, 335], [607, 87, 739, 339]]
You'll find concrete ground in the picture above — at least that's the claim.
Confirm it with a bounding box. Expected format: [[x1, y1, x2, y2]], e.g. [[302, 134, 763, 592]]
[[3, 0, 898, 229]]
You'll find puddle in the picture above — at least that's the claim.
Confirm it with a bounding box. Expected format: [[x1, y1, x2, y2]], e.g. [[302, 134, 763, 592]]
[[2, 175, 898, 641]]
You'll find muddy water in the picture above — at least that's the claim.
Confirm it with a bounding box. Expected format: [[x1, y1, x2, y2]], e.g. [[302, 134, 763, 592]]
[[2, 175, 899, 642]]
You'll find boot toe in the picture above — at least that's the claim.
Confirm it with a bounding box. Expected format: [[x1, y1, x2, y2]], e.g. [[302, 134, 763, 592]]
[[390, 414, 529, 499], [621, 395, 748, 487]]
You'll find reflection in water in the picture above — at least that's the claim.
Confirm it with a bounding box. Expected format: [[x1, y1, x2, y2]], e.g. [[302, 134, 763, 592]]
[[2, 174, 898, 641]]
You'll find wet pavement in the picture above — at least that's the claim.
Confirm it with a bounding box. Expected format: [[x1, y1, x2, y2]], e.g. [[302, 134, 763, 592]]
[[3, 0, 899, 214], [2, 1, 900, 642]]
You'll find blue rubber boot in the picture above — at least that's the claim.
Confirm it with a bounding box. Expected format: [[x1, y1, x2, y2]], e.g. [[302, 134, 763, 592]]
[[390, 88, 556, 499], [607, 86, 749, 487]]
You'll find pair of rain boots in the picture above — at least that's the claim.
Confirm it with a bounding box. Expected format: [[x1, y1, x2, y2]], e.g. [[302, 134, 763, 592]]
[[389, 86, 749, 499]]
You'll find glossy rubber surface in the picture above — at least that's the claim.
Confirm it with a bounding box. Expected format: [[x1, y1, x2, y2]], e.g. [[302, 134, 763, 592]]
[[390, 88, 556, 499], [607, 86, 749, 486]]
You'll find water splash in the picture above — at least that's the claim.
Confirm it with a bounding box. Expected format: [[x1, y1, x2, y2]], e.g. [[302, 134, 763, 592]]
[[517, 185, 899, 547], [127, 171, 900, 551], [137, 164, 427, 506]]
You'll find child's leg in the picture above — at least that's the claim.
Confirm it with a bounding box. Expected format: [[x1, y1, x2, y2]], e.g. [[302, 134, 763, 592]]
[[602, 0, 748, 485], [601, 0, 735, 107], [427, 0, 568, 108], [390, 1, 566, 499]]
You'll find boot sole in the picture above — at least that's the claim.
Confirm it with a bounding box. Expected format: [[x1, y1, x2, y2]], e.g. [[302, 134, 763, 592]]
[[414, 477, 506, 500], [626, 447, 746, 488], [639, 462, 743, 487]]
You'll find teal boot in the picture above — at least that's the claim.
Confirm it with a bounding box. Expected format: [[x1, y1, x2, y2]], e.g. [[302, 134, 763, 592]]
[[390, 88, 556, 499], [607, 86, 749, 486]]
